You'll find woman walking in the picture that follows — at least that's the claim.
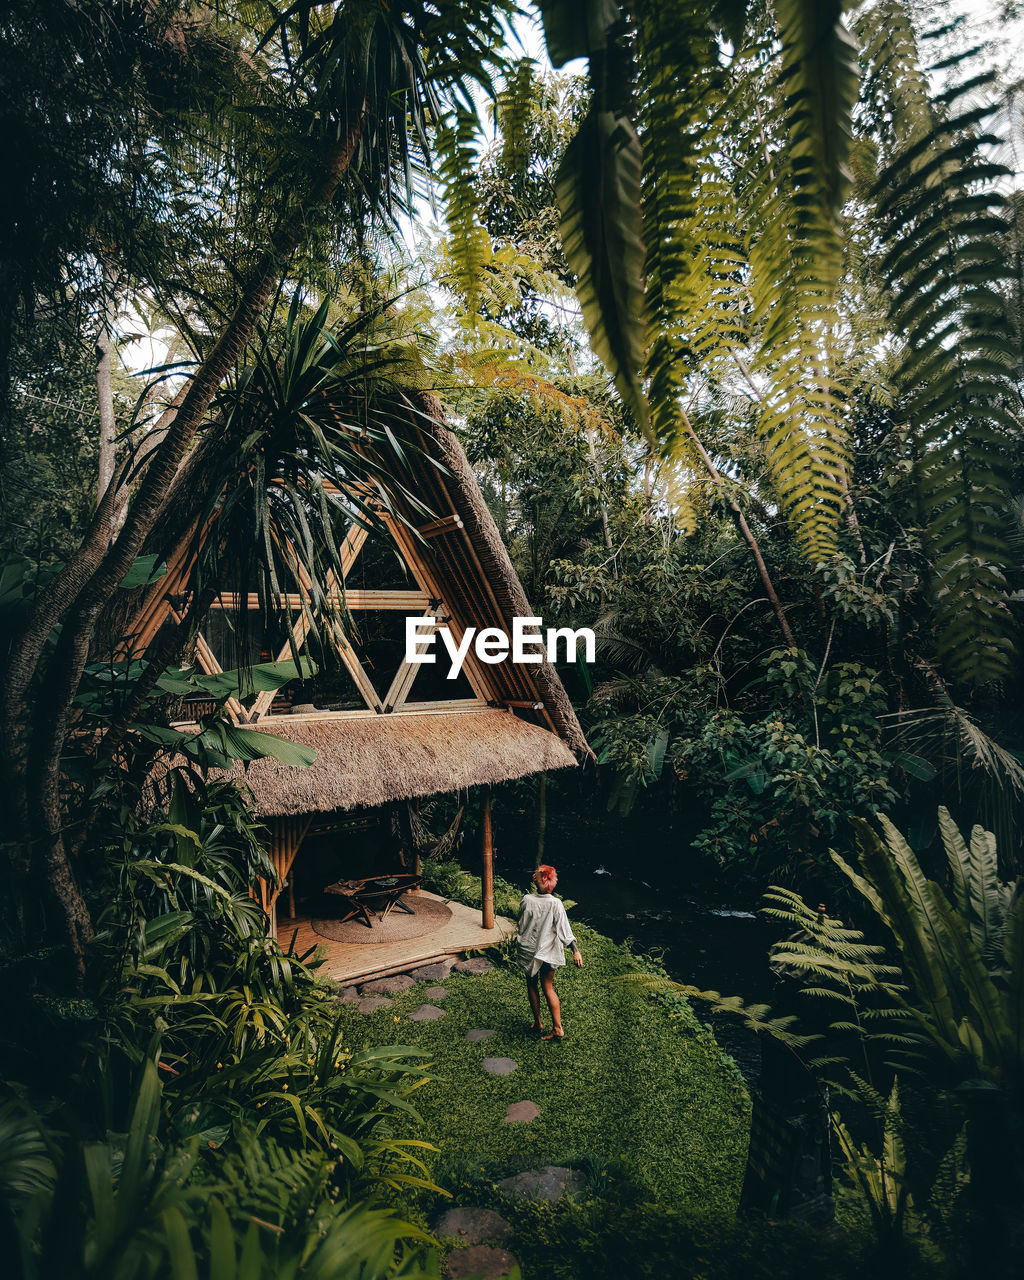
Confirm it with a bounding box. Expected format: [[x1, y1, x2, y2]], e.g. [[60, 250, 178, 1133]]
[[517, 864, 582, 1041]]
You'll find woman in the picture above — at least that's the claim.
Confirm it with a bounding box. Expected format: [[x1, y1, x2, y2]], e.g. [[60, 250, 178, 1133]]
[[517, 864, 583, 1041]]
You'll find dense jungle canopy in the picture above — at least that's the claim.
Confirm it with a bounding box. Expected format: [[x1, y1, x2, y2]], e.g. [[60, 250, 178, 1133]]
[[1, 1, 1024, 1278]]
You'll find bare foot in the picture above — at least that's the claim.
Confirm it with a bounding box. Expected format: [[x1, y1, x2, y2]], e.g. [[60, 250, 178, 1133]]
[[541, 1028, 565, 1041]]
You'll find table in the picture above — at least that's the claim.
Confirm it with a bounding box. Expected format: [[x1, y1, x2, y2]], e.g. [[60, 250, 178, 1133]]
[[322, 874, 422, 928]]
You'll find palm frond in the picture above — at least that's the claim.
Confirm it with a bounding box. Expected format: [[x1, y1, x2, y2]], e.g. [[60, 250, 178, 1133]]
[[539, 2, 650, 430], [556, 108, 649, 432]]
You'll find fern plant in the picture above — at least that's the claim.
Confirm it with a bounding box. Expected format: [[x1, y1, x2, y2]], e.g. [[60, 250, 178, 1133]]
[[634, 805, 1024, 1259], [857, 4, 1019, 685], [531, 0, 1021, 685]]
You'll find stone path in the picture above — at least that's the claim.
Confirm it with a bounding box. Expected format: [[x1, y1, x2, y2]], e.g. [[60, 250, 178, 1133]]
[[444, 1245, 519, 1279], [436, 1208, 517, 1280], [359, 974, 415, 996], [497, 1166, 585, 1201], [481, 1056, 516, 1076], [336, 946, 593, 1278], [410, 959, 455, 980], [502, 1100, 539, 1123], [356, 996, 391, 1014], [434, 1207, 513, 1244], [409, 1003, 445, 1021]]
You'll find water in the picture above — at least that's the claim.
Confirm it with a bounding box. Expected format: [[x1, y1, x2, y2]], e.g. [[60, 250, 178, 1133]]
[[492, 804, 775, 1083]]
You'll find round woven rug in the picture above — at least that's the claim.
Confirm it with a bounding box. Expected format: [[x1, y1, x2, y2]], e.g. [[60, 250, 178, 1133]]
[[312, 894, 452, 944]]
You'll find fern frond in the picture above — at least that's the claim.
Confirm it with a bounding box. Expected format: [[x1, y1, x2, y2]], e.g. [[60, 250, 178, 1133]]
[[623, 974, 817, 1049], [556, 107, 649, 431], [436, 108, 493, 312], [497, 57, 538, 173], [740, 0, 858, 562], [864, 37, 1019, 683], [634, 2, 742, 463]]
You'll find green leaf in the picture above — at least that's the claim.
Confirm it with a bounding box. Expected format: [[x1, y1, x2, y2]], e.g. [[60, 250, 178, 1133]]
[[556, 109, 649, 435], [537, 0, 622, 67], [120, 554, 167, 590], [219, 725, 319, 767]]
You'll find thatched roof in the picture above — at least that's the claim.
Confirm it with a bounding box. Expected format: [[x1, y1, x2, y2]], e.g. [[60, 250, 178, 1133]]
[[391, 394, 591, 760], [235, 710, 578, 816]]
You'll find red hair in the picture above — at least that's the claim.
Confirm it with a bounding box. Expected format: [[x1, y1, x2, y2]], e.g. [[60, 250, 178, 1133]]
[[533, 864, 558, 892]]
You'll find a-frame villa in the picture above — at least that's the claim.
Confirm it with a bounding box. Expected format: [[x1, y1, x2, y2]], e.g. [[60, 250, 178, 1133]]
[[132, 399, 589, 983]]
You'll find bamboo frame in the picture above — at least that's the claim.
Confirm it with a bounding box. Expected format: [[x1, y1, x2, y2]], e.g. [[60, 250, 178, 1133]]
[[153, 470, 541, 734], [380, 606, 440, 713], [210, 588, 430, 611], [380, 511, 499, 707], [258, 699, 489, 724], [418, 513, 464, 538], [259, 814, 314, 921], [481, 787, 495, 930]]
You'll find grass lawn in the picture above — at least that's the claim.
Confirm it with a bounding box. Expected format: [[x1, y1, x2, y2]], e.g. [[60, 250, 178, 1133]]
[[330, 922, 945, 1280], [333, 924, 750, 1210]]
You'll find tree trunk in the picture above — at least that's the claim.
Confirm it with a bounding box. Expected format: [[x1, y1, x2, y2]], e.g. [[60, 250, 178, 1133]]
[[679, 408, 797, 649], [1, 119, 367, 985], [95, 290, 117, 522]]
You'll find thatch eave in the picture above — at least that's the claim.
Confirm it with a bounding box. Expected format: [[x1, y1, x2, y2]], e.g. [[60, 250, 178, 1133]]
[[232, 709, 577, 818]]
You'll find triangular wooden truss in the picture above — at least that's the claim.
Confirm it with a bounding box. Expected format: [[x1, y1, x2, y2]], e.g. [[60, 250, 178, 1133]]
[[139, 504, 501, 726]]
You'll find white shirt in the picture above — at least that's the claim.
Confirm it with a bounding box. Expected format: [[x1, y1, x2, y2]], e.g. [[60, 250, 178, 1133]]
[[517, 891, 577, 977]]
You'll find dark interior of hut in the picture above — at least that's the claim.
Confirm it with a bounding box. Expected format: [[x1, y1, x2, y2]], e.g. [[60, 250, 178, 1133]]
[[278, 807, 414, 925]]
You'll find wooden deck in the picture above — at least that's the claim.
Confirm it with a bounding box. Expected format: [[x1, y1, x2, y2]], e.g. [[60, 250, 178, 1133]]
[[276, 891, 515, 986]]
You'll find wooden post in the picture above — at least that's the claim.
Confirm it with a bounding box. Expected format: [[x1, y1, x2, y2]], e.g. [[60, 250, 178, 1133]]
[[537, 771, 547, 866], [481, 786, 495, 930]]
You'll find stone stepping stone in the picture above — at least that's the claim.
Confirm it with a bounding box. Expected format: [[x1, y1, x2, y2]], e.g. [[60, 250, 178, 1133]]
[[496, 1166, 585, 1201], [424, 985, 448, 1000], [481, 1057, 516, 1076], [357, 997, 391, 1014], [503, 1101, 540, 1124], [409, 1003, 445, 1021], [453, 957, 495, 975], [359, 974, 415, 996], [337, 987, 359, 1004], [466, 1029, 495, 1043], [434, 1207, 512, 1245], [409, 959, 455, 981], [444, 1245, 519, 1280]]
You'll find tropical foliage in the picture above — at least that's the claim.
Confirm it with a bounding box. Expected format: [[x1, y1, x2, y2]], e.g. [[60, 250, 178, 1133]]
[[641, 806, 1024, 1268], [1, 761, 439, 1278], [3, 0, 1024, 1275]]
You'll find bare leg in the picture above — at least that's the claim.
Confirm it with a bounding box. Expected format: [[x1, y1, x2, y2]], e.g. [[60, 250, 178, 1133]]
[[526, 975, 543, 1031], [540, 966, 563, 1038]]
